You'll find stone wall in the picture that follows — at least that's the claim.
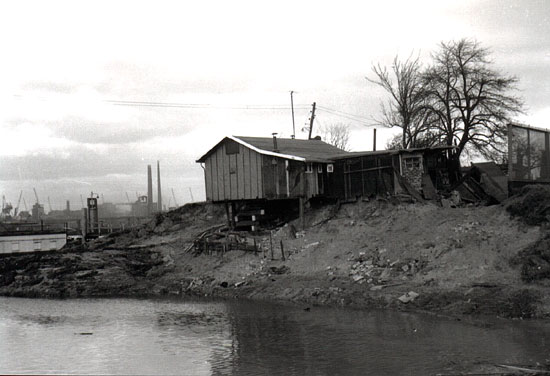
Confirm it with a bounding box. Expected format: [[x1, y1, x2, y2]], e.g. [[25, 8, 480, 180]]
[[401, 154, 424, 191]]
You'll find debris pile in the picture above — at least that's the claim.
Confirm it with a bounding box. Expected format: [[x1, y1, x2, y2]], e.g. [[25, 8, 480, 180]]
[[507, 184, 550, 225]]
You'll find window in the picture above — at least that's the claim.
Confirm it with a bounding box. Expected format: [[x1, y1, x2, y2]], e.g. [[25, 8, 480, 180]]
[[305, 163, 313, 173], [327, 164, 334, 173], [34, 241, 42, 251], [404, 157, 421, 169], [49, 240, 57, 250], [225, 140, 240, 155], [317, 165, 323, 173], [11, 242, 19, 252]]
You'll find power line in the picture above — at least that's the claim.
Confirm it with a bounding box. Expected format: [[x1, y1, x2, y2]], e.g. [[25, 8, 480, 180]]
[[316, 105, 371, 122], [316, 107, 377, 127], [106, 99, 311, 110]]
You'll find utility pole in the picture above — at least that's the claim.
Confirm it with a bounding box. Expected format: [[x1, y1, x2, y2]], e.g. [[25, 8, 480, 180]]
[[373, 128, 377, 151], [188, 187, 194, 202], [290, 91, 296, 139], [308, 102, 316, 140]]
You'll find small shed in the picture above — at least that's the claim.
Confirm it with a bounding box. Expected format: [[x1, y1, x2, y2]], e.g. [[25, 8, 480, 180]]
[[330, 146, 455, 200], [196, 135, 346, 202]]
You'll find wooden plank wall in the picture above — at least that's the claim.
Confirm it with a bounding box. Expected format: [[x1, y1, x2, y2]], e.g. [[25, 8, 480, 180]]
[[204, 141, 263, 201]]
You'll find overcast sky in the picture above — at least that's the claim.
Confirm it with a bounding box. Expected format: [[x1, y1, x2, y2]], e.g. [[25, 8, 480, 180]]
[[1, 0, 549, 211]]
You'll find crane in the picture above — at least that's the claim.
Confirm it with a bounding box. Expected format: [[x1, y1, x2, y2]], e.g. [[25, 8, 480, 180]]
[[15, 190, 23, 217], [47, 197, 53, 212], [125, 192, 131, 204], [172, 188, 179, 207], [23, 197, 28, 211], [33, 188, 40, 205], [80, 194, 84, 208]]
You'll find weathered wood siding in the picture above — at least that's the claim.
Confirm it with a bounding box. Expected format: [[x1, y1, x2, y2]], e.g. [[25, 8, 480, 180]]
[[203, 140, 263, 201]]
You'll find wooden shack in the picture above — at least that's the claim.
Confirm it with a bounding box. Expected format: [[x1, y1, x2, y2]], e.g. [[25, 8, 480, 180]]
[[196, 135, 346, 202], [331, 146, 455, 200]]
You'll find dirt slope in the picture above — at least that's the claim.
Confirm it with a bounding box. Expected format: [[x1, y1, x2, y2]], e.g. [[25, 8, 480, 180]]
[[1, 193, 549, 319]]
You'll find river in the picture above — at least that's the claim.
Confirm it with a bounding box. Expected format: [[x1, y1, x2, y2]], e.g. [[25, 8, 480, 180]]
[[0, 297, 549, 375]]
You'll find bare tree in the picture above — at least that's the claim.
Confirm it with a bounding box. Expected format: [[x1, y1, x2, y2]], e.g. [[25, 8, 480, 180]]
[[424, 39, 523, 162], [320, 123, 351, 151], [368, 54, 430, 149]]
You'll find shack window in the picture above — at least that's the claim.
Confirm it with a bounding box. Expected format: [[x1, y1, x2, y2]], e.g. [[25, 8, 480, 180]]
[[327, 164, 334, 173], [404, 157, 421, 169], [317, 165, 323, 173], [305, 163, 313, 173], [34, 241, 42, 250], [225, 140, 240, 155]]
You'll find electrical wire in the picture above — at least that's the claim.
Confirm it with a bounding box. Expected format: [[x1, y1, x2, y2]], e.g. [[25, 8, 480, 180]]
[[316, 105, 371, 122], [316, 107, 378, 127], [106, 99, 311, 110]]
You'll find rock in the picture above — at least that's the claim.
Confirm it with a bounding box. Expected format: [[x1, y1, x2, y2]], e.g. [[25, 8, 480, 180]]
[[303, 242, 320, 249], [450, 190, 461, 206], [269, 265, 290, 275], [398, 291, 419, 303], [220, 281, 228, 288], [352, 274, 365, 282], [370, 285, 383, 291], [441, 198, 452, 208]]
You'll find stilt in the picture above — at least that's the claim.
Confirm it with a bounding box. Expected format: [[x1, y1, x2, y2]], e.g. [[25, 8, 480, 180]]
[[299, 197, 305, 230], [224, 201, 231, 228]]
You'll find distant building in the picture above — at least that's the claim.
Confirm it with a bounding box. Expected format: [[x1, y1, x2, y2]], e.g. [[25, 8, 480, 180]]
[[0, 231, 67, 255], [31, 203, 45, 221]]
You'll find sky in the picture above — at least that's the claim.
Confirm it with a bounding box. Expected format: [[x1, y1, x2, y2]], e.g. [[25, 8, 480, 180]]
[[1, 0, 549, 212]]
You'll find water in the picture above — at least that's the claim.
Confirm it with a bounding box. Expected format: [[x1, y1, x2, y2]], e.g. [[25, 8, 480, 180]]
[[0, 297, 549, 375]]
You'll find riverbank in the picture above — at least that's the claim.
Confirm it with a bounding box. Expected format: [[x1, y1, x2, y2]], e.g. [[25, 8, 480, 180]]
[[1, 187, 550, 320]]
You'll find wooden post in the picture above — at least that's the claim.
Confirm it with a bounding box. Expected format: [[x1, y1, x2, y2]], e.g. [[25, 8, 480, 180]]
[[230, 202, 237, 228], [270, 231, 274, 260], [308, 102, 316, 140], [373, 128, 377, 151], [280, 240, 285, 261], [299, 197, 305, 230], [224, 201, 231, 228], [253, 238, 257, 254]]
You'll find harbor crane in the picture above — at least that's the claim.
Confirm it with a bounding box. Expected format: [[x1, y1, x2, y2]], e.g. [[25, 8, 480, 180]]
[[47, 197, 53, 212], [15, 190, 23, 217], [172, 188, 179, 207], [33, 188, 40, 205]]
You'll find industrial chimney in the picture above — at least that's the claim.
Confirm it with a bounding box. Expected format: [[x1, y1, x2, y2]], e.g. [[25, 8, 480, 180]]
[[147, 164, 153, 215], [157, 160, 162, 213]]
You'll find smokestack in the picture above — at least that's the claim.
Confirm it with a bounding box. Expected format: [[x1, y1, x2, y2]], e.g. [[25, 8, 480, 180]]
[[66, 200, 70, 213], [147, 164, 153, 215], [157, 160, 162, 213], [272, 132, 278, 152]]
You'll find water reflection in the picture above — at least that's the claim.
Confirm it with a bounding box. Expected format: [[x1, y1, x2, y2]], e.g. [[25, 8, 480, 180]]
[[0, 297, 549, 375]]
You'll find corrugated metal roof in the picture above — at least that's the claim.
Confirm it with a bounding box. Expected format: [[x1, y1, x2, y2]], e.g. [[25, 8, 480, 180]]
[[196, 136, 347, 163]]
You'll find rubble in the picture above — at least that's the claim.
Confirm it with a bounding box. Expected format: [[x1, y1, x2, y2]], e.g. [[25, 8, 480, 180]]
[[398, 291, 419, 303]]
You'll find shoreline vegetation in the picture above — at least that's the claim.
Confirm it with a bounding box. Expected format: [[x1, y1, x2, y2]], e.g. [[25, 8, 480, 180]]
[[1, 185, 550, 321]]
